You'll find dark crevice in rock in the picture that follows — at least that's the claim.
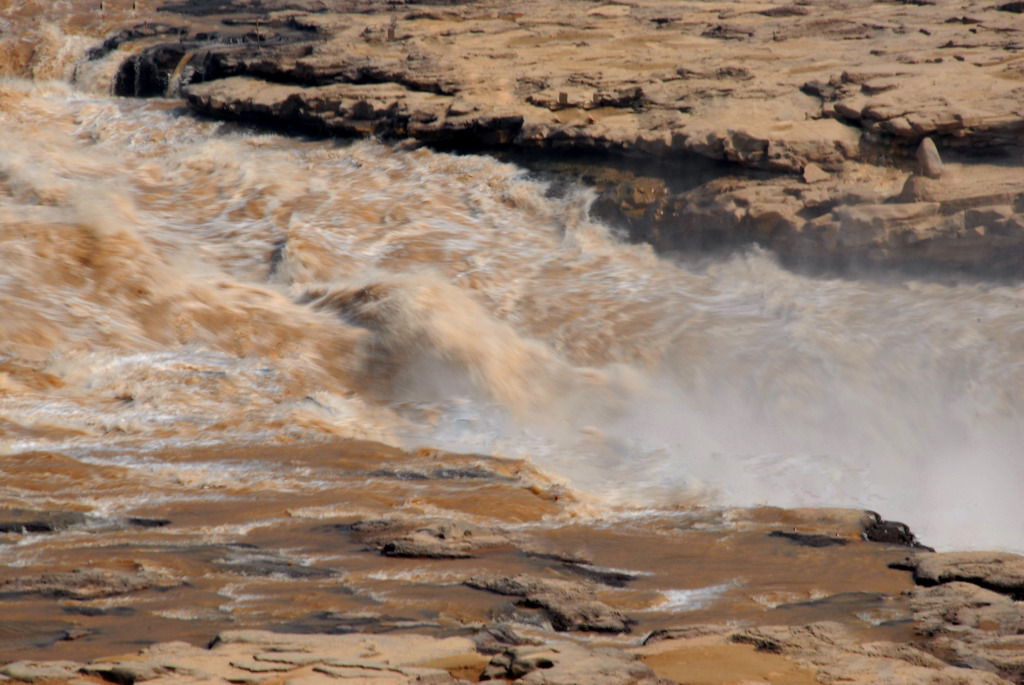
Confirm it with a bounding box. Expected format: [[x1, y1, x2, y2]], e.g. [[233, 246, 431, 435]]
[[0, 511, 88, 535], [767, 530, 852, 548], [125, 517, 172, 528], [558, 563, 638, 588], [269, 611, 441, 636], [367, 467, 509, 481], [211, 558, 336, 578], [113, 45, 187, 97]]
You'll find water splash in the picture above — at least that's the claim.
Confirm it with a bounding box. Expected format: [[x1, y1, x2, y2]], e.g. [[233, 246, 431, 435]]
[[2, 70, 1024, 552]]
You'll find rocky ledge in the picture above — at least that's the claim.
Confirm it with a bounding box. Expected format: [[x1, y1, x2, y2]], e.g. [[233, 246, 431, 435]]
[[8, 548, 1024, 684], [86, 0, 1024, 274]]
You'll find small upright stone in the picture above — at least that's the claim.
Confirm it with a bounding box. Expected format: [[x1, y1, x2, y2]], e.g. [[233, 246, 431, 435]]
[[802, 162, 830, 184], [917, 137, 943, 179]]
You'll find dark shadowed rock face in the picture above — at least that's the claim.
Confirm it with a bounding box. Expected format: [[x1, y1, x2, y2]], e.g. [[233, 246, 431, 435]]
[[0, 510, 87, 534], [862, 512, 935, 551], [473, 624, 541, 655], [115, 43, 190, 97], [0, 510, 171, 534], [767, 511, 933, 550], [768, 530, 852, 548]]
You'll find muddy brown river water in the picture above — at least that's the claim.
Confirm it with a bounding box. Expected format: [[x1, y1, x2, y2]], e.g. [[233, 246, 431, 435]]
[[1, 0, 1022, 666]]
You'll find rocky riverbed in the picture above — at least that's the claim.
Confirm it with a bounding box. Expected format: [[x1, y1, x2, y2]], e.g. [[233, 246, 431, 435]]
[[4, 465, 1024, 685]]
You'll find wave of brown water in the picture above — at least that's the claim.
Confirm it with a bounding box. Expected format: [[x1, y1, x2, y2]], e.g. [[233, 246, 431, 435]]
[[2, 2, 1024, 664]]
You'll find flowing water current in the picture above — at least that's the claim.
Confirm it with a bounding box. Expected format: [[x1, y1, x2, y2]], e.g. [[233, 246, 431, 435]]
[[2, 2, 1024, 663]]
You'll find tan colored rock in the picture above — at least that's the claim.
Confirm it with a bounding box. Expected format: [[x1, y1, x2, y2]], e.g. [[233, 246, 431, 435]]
[[0, 568, 180, 600], [898, 551, 1024, 597], [381, 521, 509, 558], [81, 0, 1024, 274], [909, 582, 1024, 682], [466, 574, 633, 633], [0, 662, 84, 683], [802, 163, 830, 184], [95, 0, 1019, 171], [731, 622, 1012, 684], [80, 632, 479, 685], [480, 643, 671, 685], [917, 137, 944, 179]]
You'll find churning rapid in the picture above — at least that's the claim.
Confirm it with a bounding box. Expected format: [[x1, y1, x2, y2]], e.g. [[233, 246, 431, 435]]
[[2, 14, 1024, 563]]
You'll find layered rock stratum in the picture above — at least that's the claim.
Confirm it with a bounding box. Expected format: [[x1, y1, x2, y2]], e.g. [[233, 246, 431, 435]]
[[84, 0, 1024, 273]]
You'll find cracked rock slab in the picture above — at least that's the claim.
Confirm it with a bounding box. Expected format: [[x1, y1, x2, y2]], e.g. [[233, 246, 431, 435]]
[[910, 582, 1024, 682], [465, 574, 633, 633], [75, 632, 479, 685], [480, 643, 672, 685], [895, 551, 1024, 598], [730, 621, 1012, 685], [0, 662, 84, 683]]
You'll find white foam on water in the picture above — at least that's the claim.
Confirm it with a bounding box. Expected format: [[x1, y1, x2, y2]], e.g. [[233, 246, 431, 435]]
[[651, 583, 737, 612], [364, 568, 470, 586], [2, 69, 1023, 554]]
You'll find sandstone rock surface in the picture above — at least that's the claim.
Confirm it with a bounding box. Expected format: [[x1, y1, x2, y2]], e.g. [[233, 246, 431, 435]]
[[918, 137, 944, 179], [0, 568, 180, 600], [108, 0, 1024, 169], [896, 551, 1024, 597], [81, 631, 483, 684], [910, 582, 1024, 683], [0, 630, 678, 685], [730, 621, 1012, 684], [380, 520, 511, 559], [480, 643, 672, 684], [637, 619, 1016, 684], [465, 573, 634, 633], [84, 0, 1024, 273]]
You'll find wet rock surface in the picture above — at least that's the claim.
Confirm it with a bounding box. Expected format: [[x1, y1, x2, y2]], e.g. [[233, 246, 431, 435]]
[[862, 512, 936, 550], [0, 568, 181, 601], [2, 500, 1018, 685], [466, 573, 635, 633], [381, 520, 512, 559], [0, 510, 88, 534], [343, 518, 513, 558]]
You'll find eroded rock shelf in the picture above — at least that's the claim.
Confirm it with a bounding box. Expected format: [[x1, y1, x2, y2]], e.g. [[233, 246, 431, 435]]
[[89, 0, 1024, 274]]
